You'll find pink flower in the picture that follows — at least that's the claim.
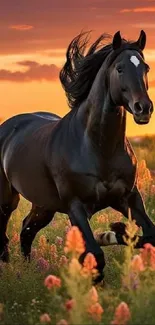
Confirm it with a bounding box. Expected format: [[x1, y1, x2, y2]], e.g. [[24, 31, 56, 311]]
[[88, 302, 104, 321], [31, 248, 38, 259], [36, 257, 50, 272], [131, 255, 145, 272], [150, 184, 155, 195], [55, 236, 63, 246], [56, 320, 69, 325], [140, 243, 155, 269], [40, 313, 51, 323], [65, 299, 75, 311], [112, 302, 131, 325], [44, 275, 61, 289], [59, 255, 68, 266], [11, 232, 20, 244]]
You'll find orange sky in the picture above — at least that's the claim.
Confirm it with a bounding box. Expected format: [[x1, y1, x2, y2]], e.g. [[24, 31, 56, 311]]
[[1, 0, 155, 136]]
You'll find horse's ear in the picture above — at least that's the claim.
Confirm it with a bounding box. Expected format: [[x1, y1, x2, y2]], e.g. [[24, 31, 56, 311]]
[[136, 30, 146, 50], [112, 31, 122, 50]]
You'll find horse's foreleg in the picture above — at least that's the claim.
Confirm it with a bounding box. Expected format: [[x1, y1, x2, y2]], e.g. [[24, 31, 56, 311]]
[[95, 186, 155, 248], [128, 186, 155, 234], [68, 197, 105, 282], [20, 206, 55, 259]]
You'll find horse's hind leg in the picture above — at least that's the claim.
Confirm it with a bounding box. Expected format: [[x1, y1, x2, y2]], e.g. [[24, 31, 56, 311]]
[[20, 205, 55, 259], [0, 169, 20, 261]]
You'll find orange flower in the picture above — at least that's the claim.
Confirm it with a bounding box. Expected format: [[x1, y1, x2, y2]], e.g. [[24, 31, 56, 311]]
[[88, 286, 98, 303], [82, 253, 97, 274], [130, 255, 145, 272], [11, 232, 20, 244], [40, 313, 51, 323], [50, 244, 57, 254], [64, 226, 85, 255], [44, 275, 61, 289], [111, 302, 131, 325], [88, 302, 104, 321], [39, 235, 48, 256]]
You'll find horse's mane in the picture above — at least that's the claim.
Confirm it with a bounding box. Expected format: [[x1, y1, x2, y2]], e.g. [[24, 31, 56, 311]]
[[59, 31, 144, 110]]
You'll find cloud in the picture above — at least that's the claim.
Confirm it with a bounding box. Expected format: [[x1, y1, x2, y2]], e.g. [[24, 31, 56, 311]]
[[0, 60, 60, 82], [121, 7, 155, 13], [9, 24, 34, 31], [0, 0, 155, 55], [132, 23, 155, 28]]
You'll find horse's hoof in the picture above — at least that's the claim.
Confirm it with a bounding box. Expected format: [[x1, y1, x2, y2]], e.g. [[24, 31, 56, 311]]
[[110, 222, 126, 235], [94, 230, 118, 246], [93, 271, 104, 284]]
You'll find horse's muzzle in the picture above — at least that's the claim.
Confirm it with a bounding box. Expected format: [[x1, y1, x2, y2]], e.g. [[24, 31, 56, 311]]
[[133, 100, 153, 124]]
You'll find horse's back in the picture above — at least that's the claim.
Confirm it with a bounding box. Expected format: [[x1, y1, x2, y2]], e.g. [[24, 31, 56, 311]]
[[0, 111, 60, 143]]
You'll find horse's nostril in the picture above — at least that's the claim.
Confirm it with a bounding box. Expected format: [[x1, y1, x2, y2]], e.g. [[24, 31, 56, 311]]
[[134, 102, 143, 114], [149, 103, 153, 114]]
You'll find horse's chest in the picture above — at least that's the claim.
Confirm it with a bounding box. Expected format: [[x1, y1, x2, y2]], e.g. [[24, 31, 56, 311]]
[[103, 152, 137, 190]]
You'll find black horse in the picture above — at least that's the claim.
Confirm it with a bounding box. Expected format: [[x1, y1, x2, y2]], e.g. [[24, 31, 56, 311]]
[[0, 30, 155, 281]]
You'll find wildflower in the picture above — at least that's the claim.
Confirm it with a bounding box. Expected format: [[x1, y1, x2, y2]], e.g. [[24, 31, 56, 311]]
[[31, 248, 38, 259], [125, 219, 138, 241], [65, 299, 75, 311], [50, 244, 57, 254], [68, 258, 82, 276], [59, 255, 68, 266], [50, 244, 58, 260], [97, 214, 109, 223], [11, 232, 20, 244], [40, 313, 51, 323], [39, 235, 48, 256], [140, 243, 155, 269], [130, 255, 145, 272], [111, 302, 131, 325], [150, 184, 155, 195], [36, 257, 50, 272], [88, 286, 98, 303], [88, 302, 104, 321], [65, 225, 71, 234], [32, 299, 37, 305], [56, 320, 69, 325], [64, 226, 85, 255], [82, 253, 97, 275], [55, 236, 63, 246], [44, 274, 61, 289], [39, 235, 47, 247]]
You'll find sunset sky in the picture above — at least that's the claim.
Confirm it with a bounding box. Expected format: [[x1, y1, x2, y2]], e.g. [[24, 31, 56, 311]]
[[1, 0, 155, 136]]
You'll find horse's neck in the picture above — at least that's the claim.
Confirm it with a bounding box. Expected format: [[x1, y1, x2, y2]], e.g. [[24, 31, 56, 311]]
[[80, 69, 127, 156]]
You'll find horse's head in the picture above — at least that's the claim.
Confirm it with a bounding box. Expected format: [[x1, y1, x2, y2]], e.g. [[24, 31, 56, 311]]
[[109, 30, 153, 124]]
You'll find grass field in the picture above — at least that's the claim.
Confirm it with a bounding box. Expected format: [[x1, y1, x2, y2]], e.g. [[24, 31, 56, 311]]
[[0, 136, 155, 325]]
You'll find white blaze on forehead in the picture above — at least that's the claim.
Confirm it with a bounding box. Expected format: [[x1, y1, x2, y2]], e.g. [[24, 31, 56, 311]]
[[130, 55, 140, 67]]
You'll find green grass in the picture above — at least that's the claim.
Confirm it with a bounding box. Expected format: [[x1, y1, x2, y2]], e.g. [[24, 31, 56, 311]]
[[130, 135, 155, 171]]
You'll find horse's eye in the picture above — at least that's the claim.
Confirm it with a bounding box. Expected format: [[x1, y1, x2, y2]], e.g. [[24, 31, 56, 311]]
[[117, 67, 123, 73]]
